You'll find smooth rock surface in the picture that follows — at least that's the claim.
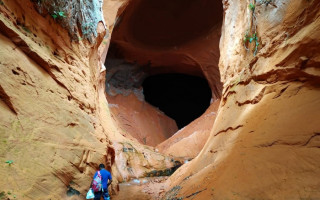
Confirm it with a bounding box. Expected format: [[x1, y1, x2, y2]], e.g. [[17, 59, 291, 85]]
[[163, 1, 320, 199]]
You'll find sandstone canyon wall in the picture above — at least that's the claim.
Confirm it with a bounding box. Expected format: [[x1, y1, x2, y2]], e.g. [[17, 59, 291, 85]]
[[0, 0, 177, 199], [0, 0, 111, 198], [163, 0, 320, 199]]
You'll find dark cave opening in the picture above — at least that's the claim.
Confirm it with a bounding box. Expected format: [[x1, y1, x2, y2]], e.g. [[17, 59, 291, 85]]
[[104, 0, 223, 135], [142, 74, 212, 129]]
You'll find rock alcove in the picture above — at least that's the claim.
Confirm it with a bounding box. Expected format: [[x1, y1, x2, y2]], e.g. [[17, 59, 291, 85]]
[[104, 0, 223, 148]]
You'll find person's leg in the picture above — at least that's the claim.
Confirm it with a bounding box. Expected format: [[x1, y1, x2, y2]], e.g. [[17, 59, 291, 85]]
[[102, 191, 110, 200], [94, 191, 102, 200]]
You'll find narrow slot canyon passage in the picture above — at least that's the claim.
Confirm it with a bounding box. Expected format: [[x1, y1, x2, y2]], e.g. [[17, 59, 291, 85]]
[[142, 74, 212, 129], [1, 0, 319, 199]]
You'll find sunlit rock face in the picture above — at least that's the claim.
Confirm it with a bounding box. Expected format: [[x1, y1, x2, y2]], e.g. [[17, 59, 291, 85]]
[[0, 0, 175, 198], [157, 99, 220, 158], [0, 0, 111, 198], [163, 0, 320, 199]]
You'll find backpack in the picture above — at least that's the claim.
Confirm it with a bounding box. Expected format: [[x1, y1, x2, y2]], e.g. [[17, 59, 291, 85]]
[[92, 171, 102, 192]]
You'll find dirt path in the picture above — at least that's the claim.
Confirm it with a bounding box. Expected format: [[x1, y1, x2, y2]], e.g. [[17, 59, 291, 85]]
[[111, 177, 169, 200]]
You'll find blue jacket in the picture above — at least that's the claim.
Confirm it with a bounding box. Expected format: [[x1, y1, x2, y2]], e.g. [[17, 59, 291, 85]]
[[93, 169, 112, 191]]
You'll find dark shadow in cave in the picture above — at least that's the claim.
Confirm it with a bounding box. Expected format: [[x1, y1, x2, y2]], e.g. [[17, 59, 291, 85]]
[[142, 74, 212, 129], [104, 0, 223, 132], [127, 0, 223, 48]]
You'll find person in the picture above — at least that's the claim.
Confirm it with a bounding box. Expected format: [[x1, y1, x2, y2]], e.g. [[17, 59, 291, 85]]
[[90, 164, 112, 200]]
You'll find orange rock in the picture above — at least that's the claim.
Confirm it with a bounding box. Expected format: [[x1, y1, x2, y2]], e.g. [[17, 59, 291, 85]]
[[2, 0, 320, 199], [164, 1, 320, 199], [0, 0, 173, 198], [107, 93, 178, 147], [157, 99, 220, 158]]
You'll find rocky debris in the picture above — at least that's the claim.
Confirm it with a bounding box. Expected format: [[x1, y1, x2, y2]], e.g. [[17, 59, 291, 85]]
[[105, 58, 147, 98], [112, 141, 179, 184], [144, 160, 182, 178], [66, 186, 80, 197], [161, 186, 183, 200], [122, 147, 135, 153], [111, 177, 169, 200]]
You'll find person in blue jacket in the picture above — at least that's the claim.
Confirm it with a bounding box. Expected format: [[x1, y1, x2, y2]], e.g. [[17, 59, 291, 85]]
[[90, 163, 112, 200]]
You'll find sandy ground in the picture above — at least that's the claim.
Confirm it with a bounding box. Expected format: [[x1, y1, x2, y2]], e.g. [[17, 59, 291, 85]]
[[111, 177, 169, 200]]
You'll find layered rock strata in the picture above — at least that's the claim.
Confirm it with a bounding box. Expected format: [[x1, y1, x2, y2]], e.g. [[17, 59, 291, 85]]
[[163, 0, 320, 199], [0, 0, 177, 199]]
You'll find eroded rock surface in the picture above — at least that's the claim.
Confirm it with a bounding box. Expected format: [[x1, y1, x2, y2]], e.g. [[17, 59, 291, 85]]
[[0, 0, 175, 199], [163, 0, 320, 199], [104, 0, 224, 157], [0, 0, 116, 198], [157, 100, 220, 158], [1, 0, 320, 199], [107, 93, 178, 147]]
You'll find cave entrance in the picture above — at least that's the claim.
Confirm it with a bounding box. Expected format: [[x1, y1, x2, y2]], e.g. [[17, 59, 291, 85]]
[[104, 0, 223, 147], [142, 74, 212, 129]]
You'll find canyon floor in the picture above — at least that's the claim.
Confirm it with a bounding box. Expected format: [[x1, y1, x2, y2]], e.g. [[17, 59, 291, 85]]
[[111, 177, 168, 200]]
